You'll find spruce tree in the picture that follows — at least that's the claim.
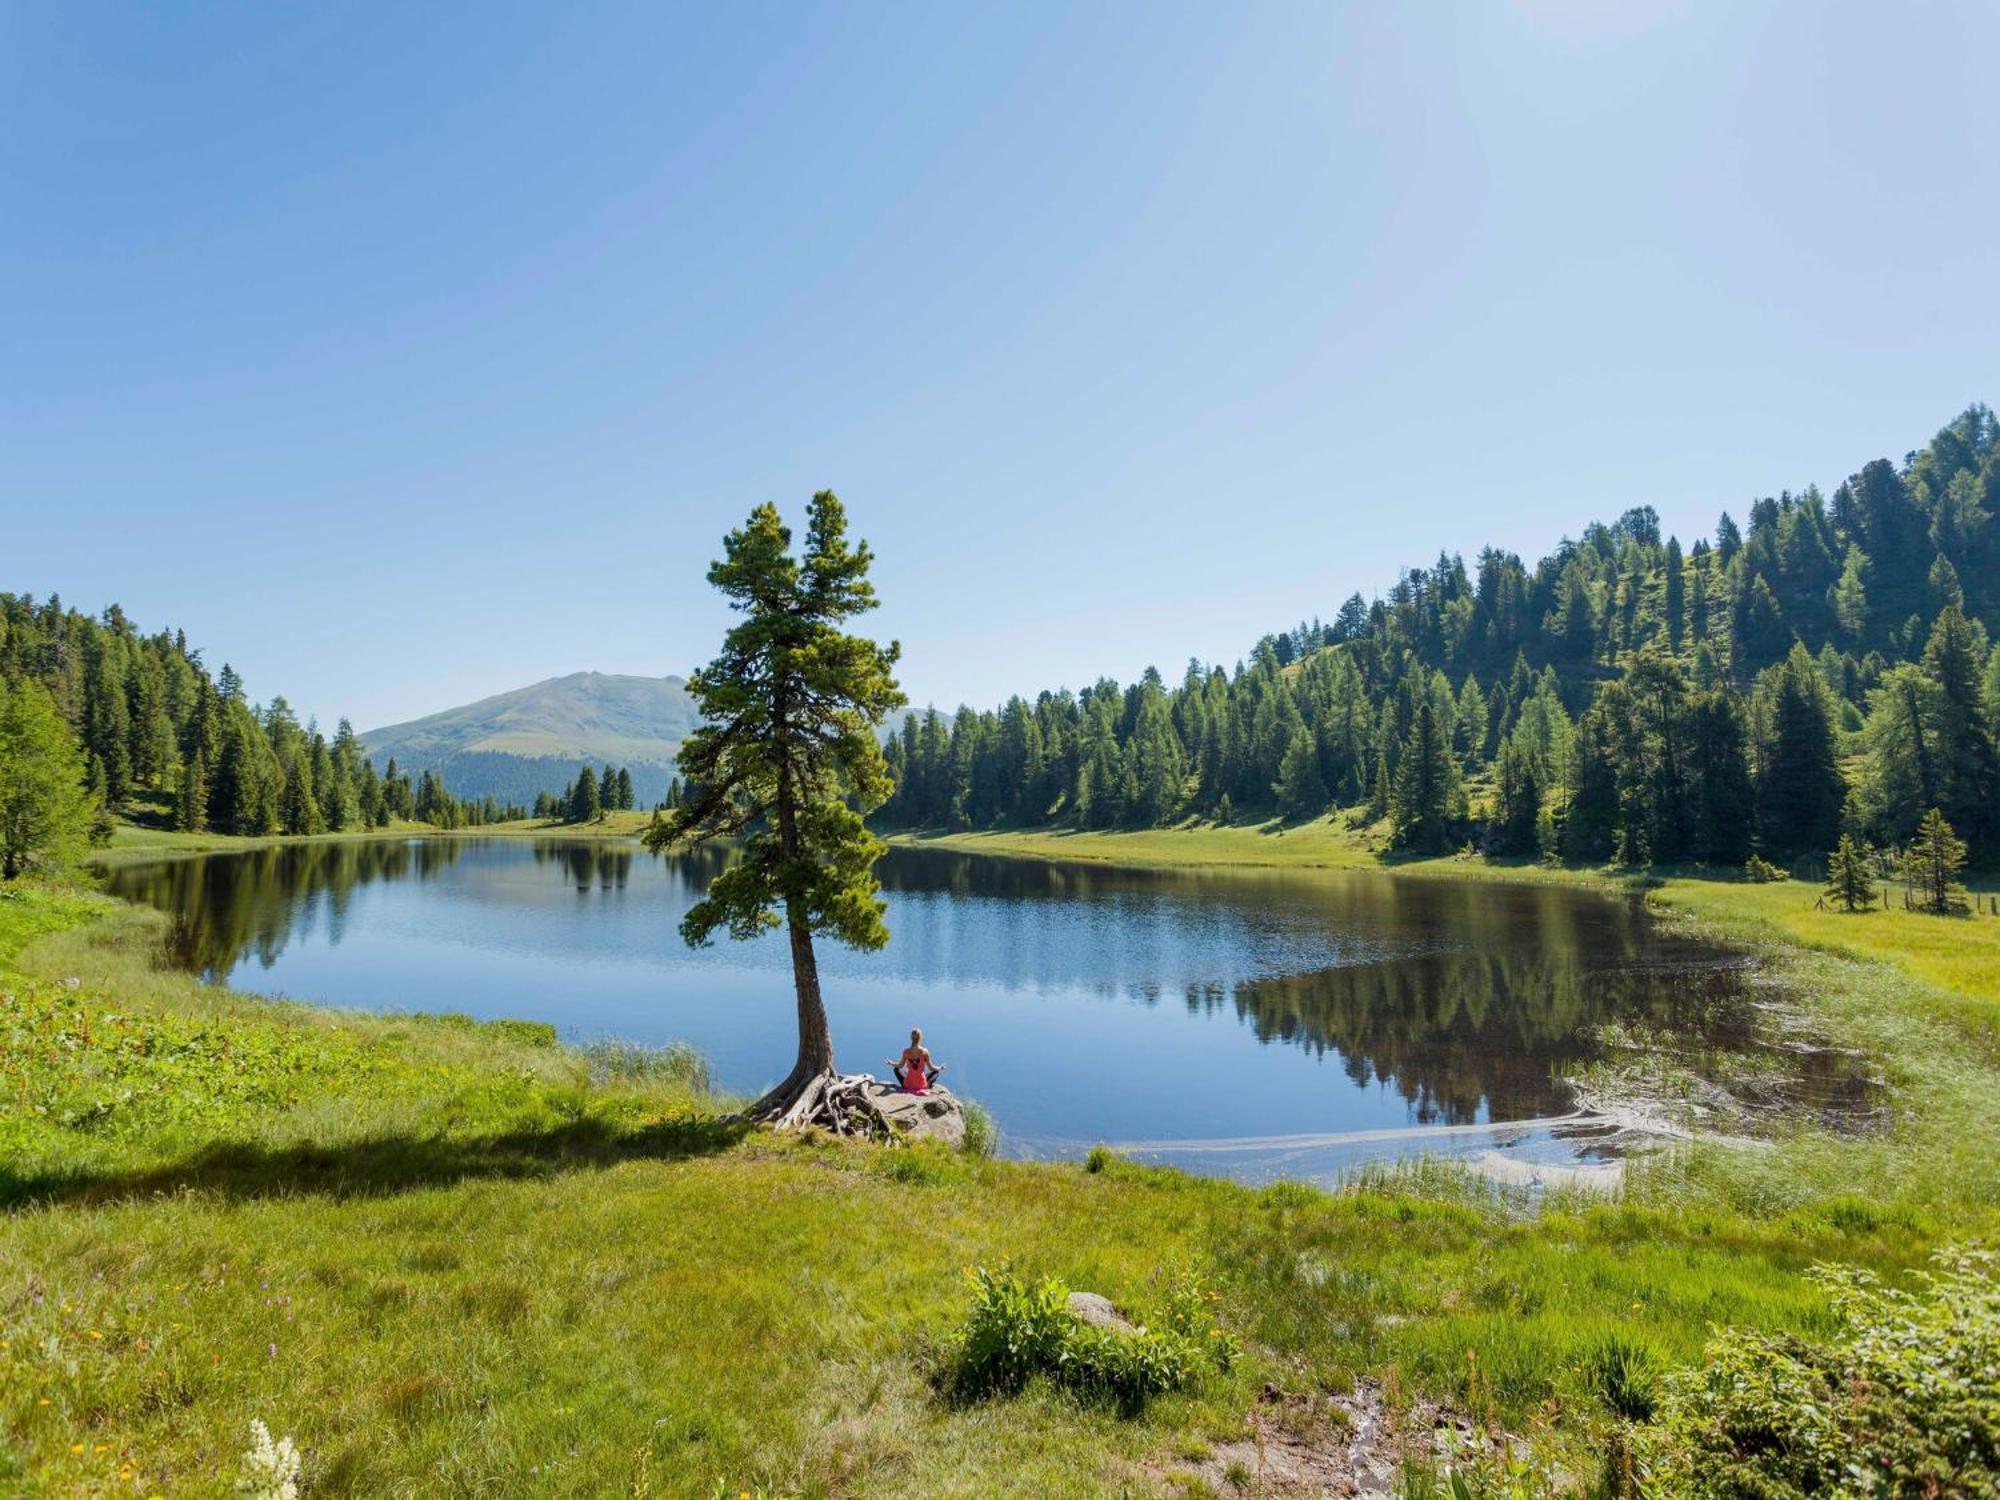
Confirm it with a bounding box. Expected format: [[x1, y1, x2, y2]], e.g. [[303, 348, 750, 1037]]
[[1562, 712, 1619, 861], [1687, 689, 1755, 864], [644, 491, 905, 1120], [569, 764, 600, 823], [616, 766, 635, 811], [1272, 728, 1328, 821], [1663, 536, 1685, 649], [1389, 692, 1457, 852], [1824, 834, 1878, 913], [1900, 808, 1970, 915], [176, 748, 208, 833], [1756, 644, 1845, 857]]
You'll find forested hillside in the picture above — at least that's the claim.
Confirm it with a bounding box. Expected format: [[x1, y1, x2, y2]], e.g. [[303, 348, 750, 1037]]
[[0, 597, 519, 834], [880, 404, 2000, 868]]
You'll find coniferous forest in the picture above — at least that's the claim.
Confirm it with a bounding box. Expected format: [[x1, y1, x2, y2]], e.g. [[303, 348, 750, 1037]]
[[877, 405, 2000, 868], [0, 597, 524, 836]]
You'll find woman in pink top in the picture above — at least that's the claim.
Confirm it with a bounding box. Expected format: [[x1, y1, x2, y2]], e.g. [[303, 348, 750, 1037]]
[[889, 1027, 944, 1094]]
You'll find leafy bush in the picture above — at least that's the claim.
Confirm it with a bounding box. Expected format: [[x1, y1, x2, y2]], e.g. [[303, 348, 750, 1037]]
[[1634, 1247, 2000, 1496], [949, 1264, 1235, 1414]]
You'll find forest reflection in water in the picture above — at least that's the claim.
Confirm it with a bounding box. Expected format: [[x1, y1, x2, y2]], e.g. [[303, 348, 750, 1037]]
[[105, 837, 1756, 1149]]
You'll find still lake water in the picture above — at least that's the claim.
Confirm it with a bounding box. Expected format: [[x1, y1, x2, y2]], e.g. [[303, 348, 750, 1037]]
[[106, 839, 1750, 1182]]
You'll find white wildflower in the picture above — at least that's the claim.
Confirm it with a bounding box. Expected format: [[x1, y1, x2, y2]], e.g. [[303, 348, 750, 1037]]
[[236, 1419, 301, 1500]]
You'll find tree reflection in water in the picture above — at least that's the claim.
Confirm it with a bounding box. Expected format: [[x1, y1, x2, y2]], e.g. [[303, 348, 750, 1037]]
[[108, 840, 1755, 1130]]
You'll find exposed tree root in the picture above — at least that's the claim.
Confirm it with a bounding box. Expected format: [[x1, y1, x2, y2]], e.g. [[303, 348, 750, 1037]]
[[746, 1068, 904, 1143]]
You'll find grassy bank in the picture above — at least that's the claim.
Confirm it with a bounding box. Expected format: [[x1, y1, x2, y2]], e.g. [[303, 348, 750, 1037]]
[[95, 818, 452, 869], [6, 826, 1999, 1493]]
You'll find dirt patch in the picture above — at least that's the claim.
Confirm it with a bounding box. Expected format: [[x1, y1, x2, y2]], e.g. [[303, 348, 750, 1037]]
[[1153, 1380, 1520, 1498]]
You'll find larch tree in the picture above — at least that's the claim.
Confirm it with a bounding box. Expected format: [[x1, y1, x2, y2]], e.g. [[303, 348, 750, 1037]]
[[1901, 808, 1970, 916], [0, 679, 98, 879], [1823, 834, 1878, 913], [645, 492, 905, 1121]]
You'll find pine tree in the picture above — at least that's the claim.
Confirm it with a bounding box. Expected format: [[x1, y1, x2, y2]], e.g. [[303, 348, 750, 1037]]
[[281, 748, 322, 835], [644, 491, 905, 1121], [616, 766, 635, 811], [1824, 834, 1878, 913], [1273, 728, 1329, 821], [1563, 712, 1619, 862], [0, 679, 98, 878], [1489, 734, 1542, 856], [1389, 692, 1457, 852], [1922, 606, 2000, 858], [1900, 808, 1970, 916], [1687, 689, 1755, 864], [176, 748, 208, 833], [1663, 536, 1686, 650], [1756, 644, 1845, 857], [568, 764, 600, 823]]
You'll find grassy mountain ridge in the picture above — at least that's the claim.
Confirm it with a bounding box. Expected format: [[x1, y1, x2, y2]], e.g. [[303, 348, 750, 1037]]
[[360, 670, 699, 805]]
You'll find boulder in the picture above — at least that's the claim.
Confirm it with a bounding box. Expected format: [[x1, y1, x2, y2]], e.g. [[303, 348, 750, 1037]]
[[1065, 1291, 1132, 1332], [859, 1079, 967, 1149]]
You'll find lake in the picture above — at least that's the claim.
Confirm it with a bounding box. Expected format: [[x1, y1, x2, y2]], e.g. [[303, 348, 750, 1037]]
[[105, 838, 1757, 1184]]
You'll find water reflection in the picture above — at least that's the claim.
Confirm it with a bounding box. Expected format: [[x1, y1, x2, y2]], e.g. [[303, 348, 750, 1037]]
[[105, 838, 1758, 1152]]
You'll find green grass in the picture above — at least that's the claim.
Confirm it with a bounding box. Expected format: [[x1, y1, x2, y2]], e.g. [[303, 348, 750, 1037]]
[[5, 837, 2000, 1494], [94, 817, 451, 869], [1648, 869, 2000, 1009]]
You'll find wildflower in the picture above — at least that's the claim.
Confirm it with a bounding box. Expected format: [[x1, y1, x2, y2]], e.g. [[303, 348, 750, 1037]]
[[236, 1418, 301, 1500]]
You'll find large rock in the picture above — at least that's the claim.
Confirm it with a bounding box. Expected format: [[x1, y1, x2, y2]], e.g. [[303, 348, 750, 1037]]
[[862, 1079, 967, 1148], [1065, 1291, 1132, 1332]]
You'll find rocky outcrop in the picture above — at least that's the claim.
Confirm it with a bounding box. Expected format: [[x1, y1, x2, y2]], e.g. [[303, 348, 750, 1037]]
[[863, 1080, 967, 1149], [764, 1071, 967, 1148]]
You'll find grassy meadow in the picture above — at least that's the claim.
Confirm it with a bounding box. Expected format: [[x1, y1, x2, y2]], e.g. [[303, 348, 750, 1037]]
[[4, 819, 1999, 1494]]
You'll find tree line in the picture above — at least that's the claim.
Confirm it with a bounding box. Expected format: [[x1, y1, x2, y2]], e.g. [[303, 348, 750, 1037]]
[[0, 594, 515, 874], [877, 404, 2000, 870], [533, 763, 639, 823]]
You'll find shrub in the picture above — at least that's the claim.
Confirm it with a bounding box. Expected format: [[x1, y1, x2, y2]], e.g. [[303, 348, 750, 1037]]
[[1743, 854, 1787, 883], [959, 1100, 997, 1158], [1084, 1143, 1118, 1174], [1582, 1330, 1661, 1422], [484, 1017, 559, 1048], [1634, 1247, 2000, 1496], [949, 1264, 1235, 1414]]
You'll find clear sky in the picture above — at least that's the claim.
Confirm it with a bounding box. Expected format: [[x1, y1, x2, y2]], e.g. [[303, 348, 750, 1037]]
[[5, 2, 1997, 732]]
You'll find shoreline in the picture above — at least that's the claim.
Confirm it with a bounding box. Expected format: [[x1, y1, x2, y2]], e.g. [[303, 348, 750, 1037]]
[[7, 823, 1999, 1489]]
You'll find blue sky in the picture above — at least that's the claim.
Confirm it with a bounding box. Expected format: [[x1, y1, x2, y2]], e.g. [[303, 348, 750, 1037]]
[[5, 2, 1997, 731]]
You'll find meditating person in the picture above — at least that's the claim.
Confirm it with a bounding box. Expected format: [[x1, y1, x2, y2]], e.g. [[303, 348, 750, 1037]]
[[888, 1028, 944, 1094]]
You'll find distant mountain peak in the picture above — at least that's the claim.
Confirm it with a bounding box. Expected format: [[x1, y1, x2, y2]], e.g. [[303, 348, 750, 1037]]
[[360, 671, 698, 805]]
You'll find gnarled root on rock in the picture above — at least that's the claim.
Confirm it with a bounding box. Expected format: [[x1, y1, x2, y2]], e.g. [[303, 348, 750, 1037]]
[[750, 1069, 902, 1142]]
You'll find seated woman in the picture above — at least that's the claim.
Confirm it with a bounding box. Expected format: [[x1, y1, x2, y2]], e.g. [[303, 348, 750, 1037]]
[[888, 1027, 944, 1094]]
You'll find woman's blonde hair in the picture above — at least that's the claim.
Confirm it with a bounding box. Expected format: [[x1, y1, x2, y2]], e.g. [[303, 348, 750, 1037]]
[[910, 1027, 923, 1045]]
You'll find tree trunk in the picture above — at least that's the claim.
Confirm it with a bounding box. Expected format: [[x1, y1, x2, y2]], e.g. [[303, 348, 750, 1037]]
[[747, 902, 837, 1119], [748, 732, 839, 1121]]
